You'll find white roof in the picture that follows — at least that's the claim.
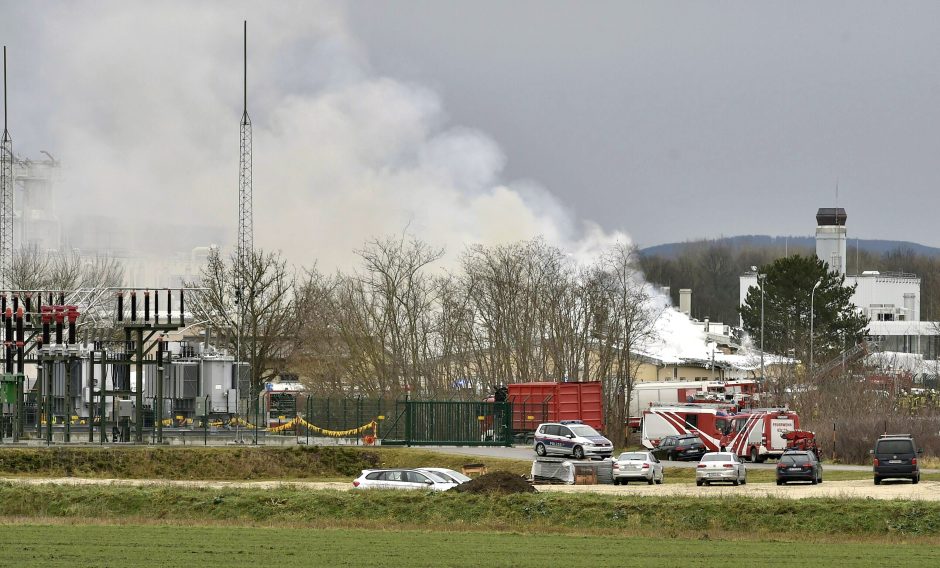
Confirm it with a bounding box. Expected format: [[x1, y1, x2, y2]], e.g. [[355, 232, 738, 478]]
[[867, 321, 940, 336]]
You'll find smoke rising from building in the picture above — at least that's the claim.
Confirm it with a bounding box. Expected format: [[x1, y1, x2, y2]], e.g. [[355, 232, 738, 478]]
[[2, 1, 626, 271]]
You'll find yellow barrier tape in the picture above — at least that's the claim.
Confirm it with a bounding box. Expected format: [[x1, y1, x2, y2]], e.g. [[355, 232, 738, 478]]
[[269, 417, 378, 437]]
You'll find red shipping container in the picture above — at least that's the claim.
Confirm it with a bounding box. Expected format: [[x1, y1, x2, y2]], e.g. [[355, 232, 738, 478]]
[[506, 381, 604, 432]]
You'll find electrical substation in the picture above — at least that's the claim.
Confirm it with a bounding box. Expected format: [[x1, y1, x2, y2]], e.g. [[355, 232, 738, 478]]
[[0, 30, 269, 446], [0, 289, 255, 445]]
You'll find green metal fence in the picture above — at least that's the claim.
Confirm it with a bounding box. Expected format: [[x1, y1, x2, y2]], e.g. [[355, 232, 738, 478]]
[[380, 400, 513, 447], [301, 397, 395, 434]]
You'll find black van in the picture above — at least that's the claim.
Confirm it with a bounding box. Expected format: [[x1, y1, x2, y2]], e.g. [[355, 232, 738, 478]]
[[871, 434, 922, 485]]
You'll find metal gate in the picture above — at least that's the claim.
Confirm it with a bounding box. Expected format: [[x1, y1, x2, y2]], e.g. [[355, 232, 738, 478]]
[[381, 400, 512, 447]]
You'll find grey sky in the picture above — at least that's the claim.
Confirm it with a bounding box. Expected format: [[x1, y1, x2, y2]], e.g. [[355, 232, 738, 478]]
[[2, 1, 940, 270], [349, 1, 940, 248]]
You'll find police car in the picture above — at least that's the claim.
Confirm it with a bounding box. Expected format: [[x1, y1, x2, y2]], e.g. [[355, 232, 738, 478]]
[[533, 420, 613, 460]]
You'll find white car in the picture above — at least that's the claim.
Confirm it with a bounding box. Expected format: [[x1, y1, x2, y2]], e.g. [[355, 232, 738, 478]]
[[612, 451, 664, 485], [352, 469, 458, 491], [696, 452, 747, 486], [418, 468, 472, 484]]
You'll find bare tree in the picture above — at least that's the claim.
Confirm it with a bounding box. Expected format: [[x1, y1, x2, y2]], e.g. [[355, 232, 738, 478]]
[[324, 236, 444, 398], [186, 246, 297, 392], [590, 243, 661, 445]]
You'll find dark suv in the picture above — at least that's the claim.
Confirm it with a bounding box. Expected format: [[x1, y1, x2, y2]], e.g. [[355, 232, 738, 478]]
[[872, 434, 922, 485], [651, 434, 707, 461]]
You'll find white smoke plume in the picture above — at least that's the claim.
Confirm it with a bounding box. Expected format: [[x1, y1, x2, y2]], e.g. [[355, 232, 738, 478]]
[[3, 1, 627, 271]]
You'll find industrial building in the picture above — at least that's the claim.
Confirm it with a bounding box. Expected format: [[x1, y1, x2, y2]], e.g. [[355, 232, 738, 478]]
[[739, 208, 940, 361]]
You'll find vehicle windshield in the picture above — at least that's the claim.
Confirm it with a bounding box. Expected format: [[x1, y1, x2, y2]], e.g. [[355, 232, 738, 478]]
[[701, 454, 730, 462], [877, 440, 914, 454], [421, 471, 450, 483], [619, 453, 647, 461], [439, 469, 472, 482], [423, 469, 470, 483], [570, 425, 602, 437]]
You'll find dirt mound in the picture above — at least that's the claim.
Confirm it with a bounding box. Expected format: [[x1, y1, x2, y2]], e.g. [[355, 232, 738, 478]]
[[452, 471, 537, 494]]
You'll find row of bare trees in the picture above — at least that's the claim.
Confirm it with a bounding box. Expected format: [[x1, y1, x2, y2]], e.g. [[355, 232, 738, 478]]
[[186, 236, 662, 444]]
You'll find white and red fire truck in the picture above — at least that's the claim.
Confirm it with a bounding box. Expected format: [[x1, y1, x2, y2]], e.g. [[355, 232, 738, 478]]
[[641, 404, 800, 462], [629, 379, 756, 429], [721, 408, 801, 463], [641, 404, 736, 452]]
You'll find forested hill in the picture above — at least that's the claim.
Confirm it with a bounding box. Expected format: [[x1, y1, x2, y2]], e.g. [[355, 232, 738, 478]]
[[638, 237, 940, 325], [642, 236, 940, 260]]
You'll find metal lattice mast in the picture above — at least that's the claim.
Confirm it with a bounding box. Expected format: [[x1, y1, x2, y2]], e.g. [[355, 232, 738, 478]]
[[236, 22, 254, 436], [0, 46, 14, 291], [238, 22, 253, 278]]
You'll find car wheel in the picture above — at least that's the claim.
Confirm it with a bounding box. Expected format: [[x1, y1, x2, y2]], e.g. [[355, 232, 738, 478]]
[[811, 476, 818, 485], [696, 480, 703, 487], [818, 477, 823, 484], [913, 475, 920, 485], [655, 477, 663, 485], [776, 480, 783, 486], [647, 477, 654, 485], [613, 478, 619, 486], [732, 479, 739, 487], [535, 443, 546, 457], [622, 480, 629, 485], [874, 477, 882, 485], [749, 447, 759, 463], [572, 446, 585, 460]]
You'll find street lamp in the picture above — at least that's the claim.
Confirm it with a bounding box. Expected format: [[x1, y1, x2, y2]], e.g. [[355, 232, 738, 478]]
[[751, 266, 765, 383], [809, 278, 822, 377]]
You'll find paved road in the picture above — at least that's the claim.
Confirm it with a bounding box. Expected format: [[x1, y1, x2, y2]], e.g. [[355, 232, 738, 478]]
[[4, 476, 939, 501]]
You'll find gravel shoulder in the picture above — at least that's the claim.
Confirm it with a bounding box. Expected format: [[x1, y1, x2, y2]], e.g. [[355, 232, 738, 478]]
[[5, 476, 940, 501]]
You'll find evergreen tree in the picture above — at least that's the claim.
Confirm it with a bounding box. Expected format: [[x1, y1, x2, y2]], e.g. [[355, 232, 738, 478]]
[[740, 255, 869, 367]]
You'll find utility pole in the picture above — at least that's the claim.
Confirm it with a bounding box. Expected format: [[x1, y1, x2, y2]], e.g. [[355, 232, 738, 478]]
[[810, 279, 822, 378], [0, 46, 13, 291]]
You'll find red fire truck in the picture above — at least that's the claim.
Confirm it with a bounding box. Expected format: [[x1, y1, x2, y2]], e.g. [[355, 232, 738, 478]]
[[642, 404, 802, 463], [721, 408, 801, 462], [641, 404, 736, 451]]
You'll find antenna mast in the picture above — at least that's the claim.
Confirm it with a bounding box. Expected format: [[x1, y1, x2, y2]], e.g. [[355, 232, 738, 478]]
[[0, 46, 13, 291], [236, 22, 254, 439], [238, 22, 253, 272]]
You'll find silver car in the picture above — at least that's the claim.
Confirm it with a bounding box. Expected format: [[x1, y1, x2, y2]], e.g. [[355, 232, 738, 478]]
[[612, 451, 664, 485], [695, 452, 747, 486]]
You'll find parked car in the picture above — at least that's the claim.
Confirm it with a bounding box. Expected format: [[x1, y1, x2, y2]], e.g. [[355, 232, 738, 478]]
[[533, 420, 613, 460], [872, 434, 922, 484], [418, 467, 472, 484], [776, 450, 822, 485], [695, 452, 746, 486], [651, 433, 707, 461], [352, 469, 458, 491], [612, 451, 664, 485]]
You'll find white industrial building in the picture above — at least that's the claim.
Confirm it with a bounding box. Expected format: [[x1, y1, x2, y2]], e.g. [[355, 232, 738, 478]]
[[739, 208, 939, 360]]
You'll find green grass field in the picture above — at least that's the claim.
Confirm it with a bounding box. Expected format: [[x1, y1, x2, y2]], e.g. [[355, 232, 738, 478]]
[[1, 523, 938, 567], [2, 482, 939, 538], [1, 446, 936, 566]]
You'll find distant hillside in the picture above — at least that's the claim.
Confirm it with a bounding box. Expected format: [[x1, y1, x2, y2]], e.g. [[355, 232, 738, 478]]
[[641, 236, 940, 259]]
